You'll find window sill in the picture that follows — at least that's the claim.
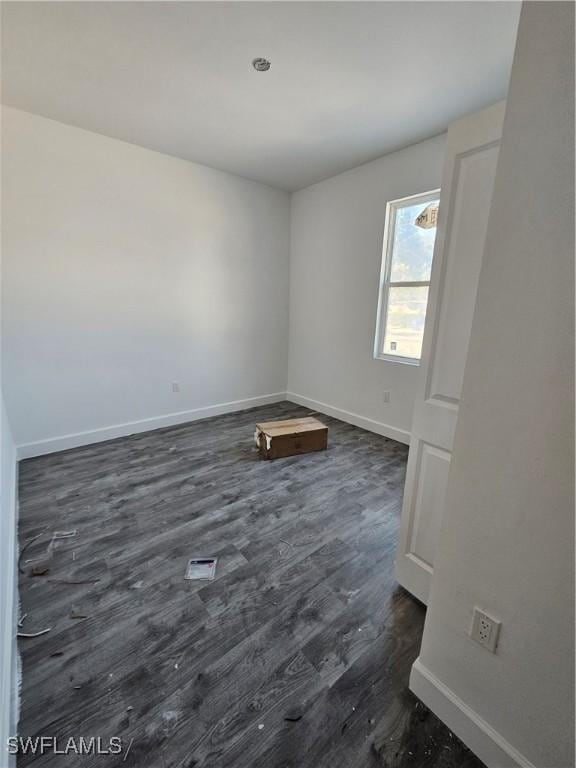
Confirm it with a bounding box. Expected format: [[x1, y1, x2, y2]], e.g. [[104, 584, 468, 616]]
[[374, 353, 421, 367]]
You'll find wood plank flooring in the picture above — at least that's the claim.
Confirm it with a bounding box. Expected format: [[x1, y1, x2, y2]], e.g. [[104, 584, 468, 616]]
[[16, 402, 486, 768]]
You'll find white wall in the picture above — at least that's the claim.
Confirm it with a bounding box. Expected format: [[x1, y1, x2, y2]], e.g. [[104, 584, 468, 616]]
[[287, 134, 446, 443], [2, 108, 290, 455], [3, 109, 446, 454], [411, 3, 574, 767]]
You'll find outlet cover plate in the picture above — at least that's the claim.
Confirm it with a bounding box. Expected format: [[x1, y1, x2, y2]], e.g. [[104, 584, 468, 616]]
[[470, 607, 501, 653]]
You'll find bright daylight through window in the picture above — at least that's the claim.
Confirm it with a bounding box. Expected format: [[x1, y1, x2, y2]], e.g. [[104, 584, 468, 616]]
[[375, 190, 440, 363]]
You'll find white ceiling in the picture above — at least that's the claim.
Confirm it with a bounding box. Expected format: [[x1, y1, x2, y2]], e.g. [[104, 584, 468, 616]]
[[1, 2, 520, 191]]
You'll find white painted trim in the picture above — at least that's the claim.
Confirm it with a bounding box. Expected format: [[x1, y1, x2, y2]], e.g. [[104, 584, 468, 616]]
[[17, 392, 287, 459], [285, 392, 410, 445], [0, 458, 18, 768], [410, 659, 537, 768], [375, 352, 420, 367], [373, 188, 441, 363]]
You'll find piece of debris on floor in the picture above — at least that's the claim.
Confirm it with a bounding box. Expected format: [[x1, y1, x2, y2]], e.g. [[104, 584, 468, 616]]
[[17, 614, 52, 638], [184, 557, 217, 580], [18, 529, 49, 574], [18, 627, 52, 638], [52, 530, 77, 539], [19, 528, 78, 577], [31, 566, 50, 576], [284, 713, 303, 722]]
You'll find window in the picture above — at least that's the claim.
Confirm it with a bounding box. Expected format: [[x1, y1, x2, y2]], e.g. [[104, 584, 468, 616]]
[[374, 190, 440, 364]]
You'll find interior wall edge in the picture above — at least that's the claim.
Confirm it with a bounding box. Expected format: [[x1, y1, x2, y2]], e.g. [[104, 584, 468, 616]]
[[16, 392, 287, 460], [0, 424, 19, 768], [410, 659, 537, 768], [285, 391, 410, 446]]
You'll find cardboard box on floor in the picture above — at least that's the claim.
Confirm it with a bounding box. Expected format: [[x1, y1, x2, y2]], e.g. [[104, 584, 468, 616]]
[[255, 417, 328, 460]]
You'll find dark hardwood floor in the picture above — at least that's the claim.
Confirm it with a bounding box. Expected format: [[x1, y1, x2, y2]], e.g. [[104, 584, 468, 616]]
[[17, 402, 485, 768]]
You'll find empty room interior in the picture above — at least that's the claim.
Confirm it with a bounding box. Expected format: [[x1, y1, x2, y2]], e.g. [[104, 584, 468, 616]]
[[0, 1, 574, 767]]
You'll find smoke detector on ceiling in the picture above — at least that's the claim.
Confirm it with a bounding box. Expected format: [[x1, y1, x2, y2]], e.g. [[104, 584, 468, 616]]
[[252, 58, 271, 72]]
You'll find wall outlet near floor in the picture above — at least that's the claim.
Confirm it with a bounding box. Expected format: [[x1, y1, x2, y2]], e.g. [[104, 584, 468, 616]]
[[171, 381, 180, 393], [470, 607, 501, 653], [383, 390, 391, 403]]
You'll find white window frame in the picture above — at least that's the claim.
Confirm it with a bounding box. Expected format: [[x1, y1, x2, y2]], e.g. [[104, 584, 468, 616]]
[[374, 189, 441, 366]]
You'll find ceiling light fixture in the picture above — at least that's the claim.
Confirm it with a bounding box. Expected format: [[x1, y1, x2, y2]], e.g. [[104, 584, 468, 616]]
[[252, 57, 271, 72]]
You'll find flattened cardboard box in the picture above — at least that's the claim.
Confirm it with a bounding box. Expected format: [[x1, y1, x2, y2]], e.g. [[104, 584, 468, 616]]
[[255, 417, 328, 460]]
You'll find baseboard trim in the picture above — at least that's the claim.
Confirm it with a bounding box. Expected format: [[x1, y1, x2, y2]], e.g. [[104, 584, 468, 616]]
[[285, 392, 410, 445], [410, 659, 537, 768], [17, 392, 287, 459]]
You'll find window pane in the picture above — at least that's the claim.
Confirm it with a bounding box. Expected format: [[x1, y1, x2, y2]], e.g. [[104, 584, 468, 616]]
[[390, 200, 439, 282], [383, 285, 429, 360]]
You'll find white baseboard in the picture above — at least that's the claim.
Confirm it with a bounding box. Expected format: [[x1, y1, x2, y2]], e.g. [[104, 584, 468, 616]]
[[410, 659, 536, 768], [17, 392, 287, 460], [18, 390, 411, 459], [285, 392, 410, 445]]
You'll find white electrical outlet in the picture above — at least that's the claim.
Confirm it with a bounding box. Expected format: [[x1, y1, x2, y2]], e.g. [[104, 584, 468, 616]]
[[171, 381, 180, 393], [383, 391, 391, 403], [471, 607, 501, 653]]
